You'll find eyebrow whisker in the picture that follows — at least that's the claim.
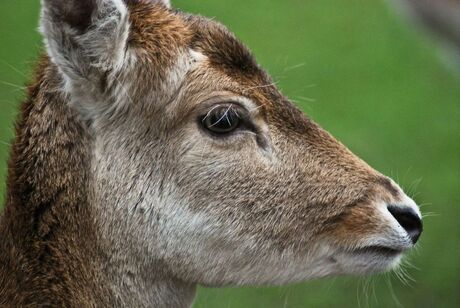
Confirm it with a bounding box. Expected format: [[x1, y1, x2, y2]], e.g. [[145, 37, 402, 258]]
[[242, 82, 278, 94]]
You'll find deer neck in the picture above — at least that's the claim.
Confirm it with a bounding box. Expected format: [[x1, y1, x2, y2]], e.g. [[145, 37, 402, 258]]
[[0, 56, 196, 307]]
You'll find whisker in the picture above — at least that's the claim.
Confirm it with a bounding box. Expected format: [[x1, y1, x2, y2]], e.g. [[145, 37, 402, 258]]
[[403, 254, 421, 271], [356, 278, 363, 308], [248, 104, 264, 114], [363, 277, 371, 307], [0, 140, 12, 149], [0, 80, 26, 91], [0, 61, 28, 78], [385, 273, 403, 308], [239, 131, 257, 137], [407, 178, 422, 197], [418, 202, 432, 208], [421, 212, 440, 218], [282, 286, 290, 308], [242, 82, 278, 94], [0, 99, 18, 108], [293, 95, 316, 103], [282, 62, 306, 73]]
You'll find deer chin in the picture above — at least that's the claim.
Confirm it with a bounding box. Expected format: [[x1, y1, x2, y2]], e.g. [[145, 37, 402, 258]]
[[333, 245, 406, 275]]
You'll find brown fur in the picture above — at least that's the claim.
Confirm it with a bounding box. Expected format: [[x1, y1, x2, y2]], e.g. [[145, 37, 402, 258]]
[[0, 57, 110, 306]]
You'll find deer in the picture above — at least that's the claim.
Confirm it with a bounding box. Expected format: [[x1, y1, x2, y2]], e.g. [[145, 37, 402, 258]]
[[0, 0, 423, 307]]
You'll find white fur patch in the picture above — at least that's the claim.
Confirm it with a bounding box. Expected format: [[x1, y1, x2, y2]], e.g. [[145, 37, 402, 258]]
[[189, 49, 207, 63]]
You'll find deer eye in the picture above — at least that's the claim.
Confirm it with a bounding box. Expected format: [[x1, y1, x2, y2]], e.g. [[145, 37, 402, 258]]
[[201, 105, 242, 135]]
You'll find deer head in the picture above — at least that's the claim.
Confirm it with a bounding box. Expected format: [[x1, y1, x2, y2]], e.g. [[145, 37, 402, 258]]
[[39, 0, 422, 292]]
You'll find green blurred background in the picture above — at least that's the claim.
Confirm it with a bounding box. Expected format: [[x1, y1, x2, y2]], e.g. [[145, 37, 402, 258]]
[[1, 0, 459, 307]]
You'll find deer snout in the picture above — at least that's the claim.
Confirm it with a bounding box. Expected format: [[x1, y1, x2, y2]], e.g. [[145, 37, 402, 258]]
[[375, 180, 423, 249], [329, 183, 422, 275], [387, 204, 423, 244]]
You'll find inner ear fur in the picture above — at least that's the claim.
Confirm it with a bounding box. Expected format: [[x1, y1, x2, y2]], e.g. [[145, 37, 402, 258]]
[[45, 0, 97, 32]]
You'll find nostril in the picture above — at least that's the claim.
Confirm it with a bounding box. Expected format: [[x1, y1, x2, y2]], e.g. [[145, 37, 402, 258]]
[[387, 205, 423, 244]]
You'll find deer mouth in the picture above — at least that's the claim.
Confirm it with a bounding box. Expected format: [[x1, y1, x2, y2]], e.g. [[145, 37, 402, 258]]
[[351, 245, 403, 257], [332, 244, 407, 275]]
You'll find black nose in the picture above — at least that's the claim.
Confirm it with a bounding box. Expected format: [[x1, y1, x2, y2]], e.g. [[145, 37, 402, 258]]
[[387, 205, 423, 244]]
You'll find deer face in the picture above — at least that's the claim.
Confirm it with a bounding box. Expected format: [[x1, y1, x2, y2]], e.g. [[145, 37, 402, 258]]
[[40, 0, 422, 286]]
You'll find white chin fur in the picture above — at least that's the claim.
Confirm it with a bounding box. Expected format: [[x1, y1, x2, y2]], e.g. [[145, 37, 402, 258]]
[[334, 248, 404, 276]]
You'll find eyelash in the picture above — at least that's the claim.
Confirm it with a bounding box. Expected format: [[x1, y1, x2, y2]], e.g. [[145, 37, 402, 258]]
[[199, 104, 251, 136]]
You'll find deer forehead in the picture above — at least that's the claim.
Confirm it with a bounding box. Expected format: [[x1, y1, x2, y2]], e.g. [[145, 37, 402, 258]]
[[126, 6, 273, 107]]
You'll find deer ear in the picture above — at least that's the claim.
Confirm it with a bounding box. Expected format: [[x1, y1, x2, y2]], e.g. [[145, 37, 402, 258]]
[[40, 0, 172, 80], [40, 0, 131, 79], [40, 0, 173, 121], [40, 0, 136, 121]]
